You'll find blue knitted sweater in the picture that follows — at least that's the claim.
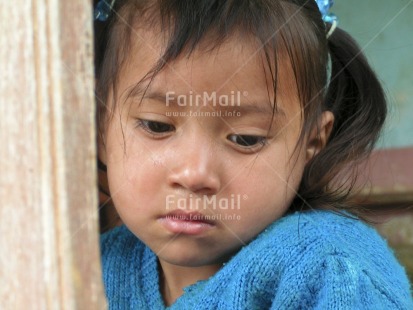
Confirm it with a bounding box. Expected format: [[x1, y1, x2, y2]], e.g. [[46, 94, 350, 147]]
[[101, 210, 413, 309]]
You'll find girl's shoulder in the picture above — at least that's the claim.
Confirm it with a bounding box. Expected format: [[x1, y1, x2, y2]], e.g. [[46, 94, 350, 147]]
[[234, 210, 412, 308], [100, 225, 156, 308], [100, 225, 148, 279], [252, 210, 400, 268], [259, 210, 386, 245], [100, 224, 143, 255]]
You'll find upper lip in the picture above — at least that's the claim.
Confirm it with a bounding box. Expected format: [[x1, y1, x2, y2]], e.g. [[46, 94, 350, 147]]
[[161, 210, 215, 225]]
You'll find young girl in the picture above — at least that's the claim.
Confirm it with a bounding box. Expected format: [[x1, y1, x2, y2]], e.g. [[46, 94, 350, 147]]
[[95, 0, 413, 308]]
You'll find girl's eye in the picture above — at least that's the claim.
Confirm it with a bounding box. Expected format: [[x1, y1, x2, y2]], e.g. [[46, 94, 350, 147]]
[[137, 119, 175, 134], [227, 134, 267, 148]]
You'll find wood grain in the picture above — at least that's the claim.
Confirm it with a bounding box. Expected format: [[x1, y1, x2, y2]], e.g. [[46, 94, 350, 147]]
[[0, 0, 106, 308]]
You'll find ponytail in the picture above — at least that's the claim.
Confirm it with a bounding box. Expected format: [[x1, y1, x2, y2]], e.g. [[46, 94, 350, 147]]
[[326, 28, 386, 158], [296, 27, 387, 215]]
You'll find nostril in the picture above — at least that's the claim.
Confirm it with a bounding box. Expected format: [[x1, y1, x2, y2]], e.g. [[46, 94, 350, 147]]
[[189, 185, 217, 196], [167, 169, 220, 195]]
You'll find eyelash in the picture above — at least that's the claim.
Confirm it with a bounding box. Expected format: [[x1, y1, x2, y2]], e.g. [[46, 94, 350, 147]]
[[136, 119, 268, 151], [136, 119, 175, 136], [227, 134, 267, 149]]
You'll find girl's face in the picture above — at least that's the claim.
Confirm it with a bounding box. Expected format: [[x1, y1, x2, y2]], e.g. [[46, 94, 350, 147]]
[[101, 30, 312, 267]]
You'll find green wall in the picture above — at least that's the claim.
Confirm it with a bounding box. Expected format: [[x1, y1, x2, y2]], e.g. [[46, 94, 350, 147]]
[[334, 0, 413, 149]]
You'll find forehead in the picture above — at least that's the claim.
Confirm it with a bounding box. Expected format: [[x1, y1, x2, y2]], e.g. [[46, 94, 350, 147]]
[[117, 26, 300, 115]]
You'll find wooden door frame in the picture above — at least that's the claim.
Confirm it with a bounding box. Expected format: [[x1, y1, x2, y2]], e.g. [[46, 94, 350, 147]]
[[0, 1, 106, 308]]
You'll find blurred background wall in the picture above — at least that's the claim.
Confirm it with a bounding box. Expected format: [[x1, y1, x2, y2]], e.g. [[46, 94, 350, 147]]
[[335, 0, 413, 148]]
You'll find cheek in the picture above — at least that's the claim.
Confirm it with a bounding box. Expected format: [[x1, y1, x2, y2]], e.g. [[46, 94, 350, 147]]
[[239, 146, 305, 206], [105, 127, 162, 208], [110, 150, 161, 187]]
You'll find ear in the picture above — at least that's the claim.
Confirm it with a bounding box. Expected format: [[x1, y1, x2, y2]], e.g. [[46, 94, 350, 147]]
[[306, 111, 334, 163]]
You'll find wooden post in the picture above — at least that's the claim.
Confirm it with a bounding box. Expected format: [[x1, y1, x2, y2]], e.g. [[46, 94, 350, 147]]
[[0, 0, 107, 309]]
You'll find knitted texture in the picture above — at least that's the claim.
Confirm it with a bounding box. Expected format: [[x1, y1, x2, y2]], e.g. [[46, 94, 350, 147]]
[[101, 210, 413, 309]]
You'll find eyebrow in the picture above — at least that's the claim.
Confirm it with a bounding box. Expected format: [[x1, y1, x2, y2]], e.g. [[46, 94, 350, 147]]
[[134, 90, 286, 117]]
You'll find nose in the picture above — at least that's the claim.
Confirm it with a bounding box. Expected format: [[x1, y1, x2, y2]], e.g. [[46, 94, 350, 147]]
[[167, 136, 221, 195]]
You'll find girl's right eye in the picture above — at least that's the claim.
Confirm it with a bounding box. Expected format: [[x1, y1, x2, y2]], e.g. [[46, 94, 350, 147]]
[[136, 119, 175, 135]]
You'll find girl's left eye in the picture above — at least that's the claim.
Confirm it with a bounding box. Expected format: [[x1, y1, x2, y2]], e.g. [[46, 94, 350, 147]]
[[137, 119, 175, 134], [227, 134, 267, 148]]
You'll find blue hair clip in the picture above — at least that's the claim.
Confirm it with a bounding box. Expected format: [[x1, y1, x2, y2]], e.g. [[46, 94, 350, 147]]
[[94, 0, 117, 22], [315, 0, 338, 38]]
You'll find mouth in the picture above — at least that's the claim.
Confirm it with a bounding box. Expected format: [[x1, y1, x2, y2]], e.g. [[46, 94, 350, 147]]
[[158, 210, 215, 235]]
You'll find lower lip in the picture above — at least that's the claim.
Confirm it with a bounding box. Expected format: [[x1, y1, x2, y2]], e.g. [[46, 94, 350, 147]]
[[158, 217, 214, 235]]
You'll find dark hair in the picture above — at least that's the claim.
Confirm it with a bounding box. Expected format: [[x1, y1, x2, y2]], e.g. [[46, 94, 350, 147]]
[[95, 0, 386, 228]]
